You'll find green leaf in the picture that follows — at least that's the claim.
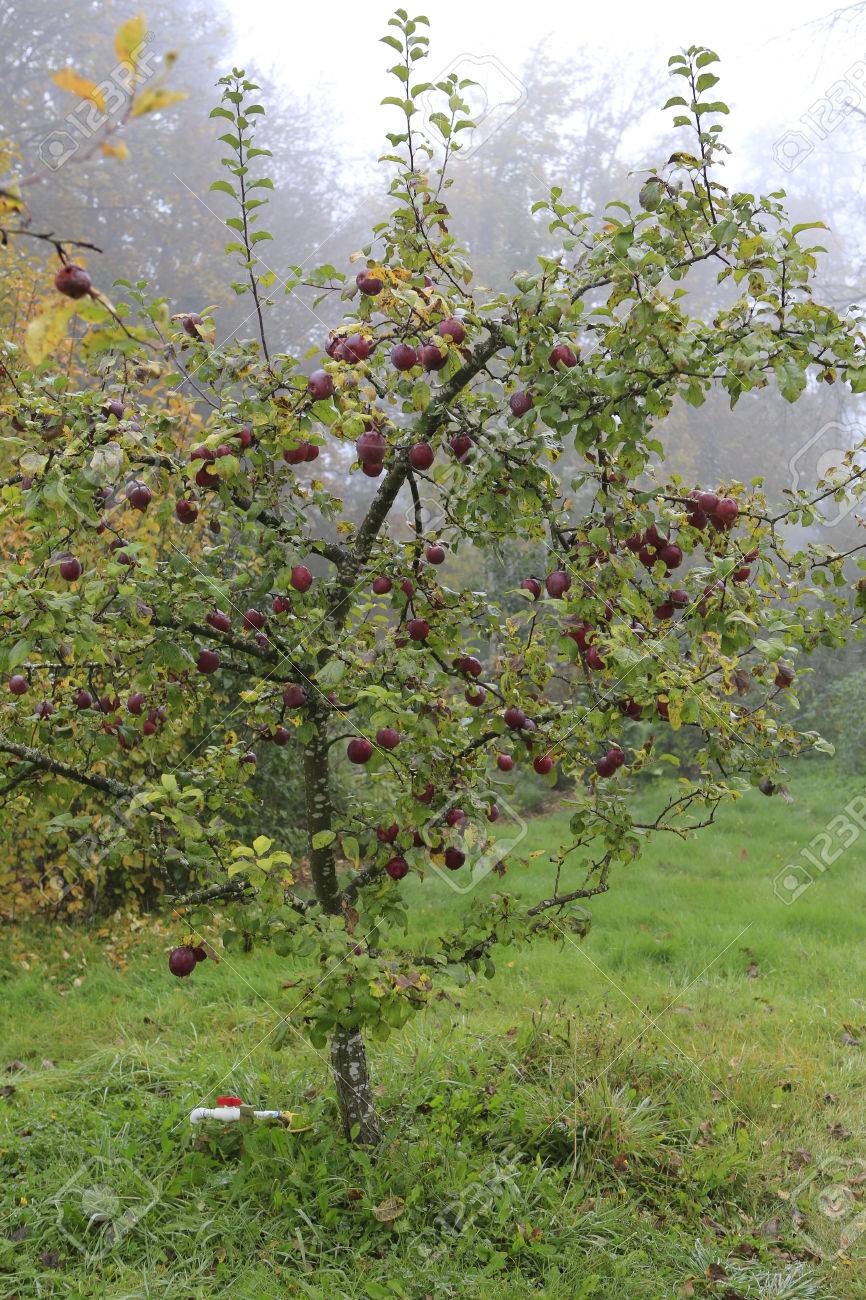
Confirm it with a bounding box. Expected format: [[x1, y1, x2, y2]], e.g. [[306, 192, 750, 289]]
[[311, 830, 336, 850]]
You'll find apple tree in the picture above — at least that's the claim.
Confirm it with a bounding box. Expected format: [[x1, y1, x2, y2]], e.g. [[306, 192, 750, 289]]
[[2, 13, 866, 1143]]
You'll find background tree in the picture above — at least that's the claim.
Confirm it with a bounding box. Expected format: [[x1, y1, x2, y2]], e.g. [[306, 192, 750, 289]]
[[2, 13, 866, 1144]]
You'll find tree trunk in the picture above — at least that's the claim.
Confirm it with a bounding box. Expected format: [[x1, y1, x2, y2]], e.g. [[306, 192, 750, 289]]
[[331, 1025, 381, 1145], [302, 702, 382, 1144]]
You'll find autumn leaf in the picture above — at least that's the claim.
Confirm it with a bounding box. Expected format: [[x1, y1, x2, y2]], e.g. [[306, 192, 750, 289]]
[[131, 88, 188, 118], [115, 15, 147, 69], [100, 140, 130, 161], [51, 68, 106, 112], [24, 296, 79, 364]]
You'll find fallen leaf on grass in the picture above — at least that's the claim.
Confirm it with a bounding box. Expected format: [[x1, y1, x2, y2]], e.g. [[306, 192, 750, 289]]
[[372, 1195, 406, 1223]]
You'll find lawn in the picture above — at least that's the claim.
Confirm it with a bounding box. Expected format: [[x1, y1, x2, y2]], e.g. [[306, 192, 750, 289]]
[[2, 765, 865, 1298]]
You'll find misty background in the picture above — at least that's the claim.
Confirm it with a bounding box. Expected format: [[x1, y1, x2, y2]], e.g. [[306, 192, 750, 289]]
[[4, 0, 866, 773]]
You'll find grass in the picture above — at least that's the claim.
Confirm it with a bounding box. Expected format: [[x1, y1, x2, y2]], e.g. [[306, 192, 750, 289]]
[[1, 765, 866, 1297]]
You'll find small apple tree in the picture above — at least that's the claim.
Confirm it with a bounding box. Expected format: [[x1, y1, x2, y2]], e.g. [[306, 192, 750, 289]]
[[2, 13, 866, 1143]]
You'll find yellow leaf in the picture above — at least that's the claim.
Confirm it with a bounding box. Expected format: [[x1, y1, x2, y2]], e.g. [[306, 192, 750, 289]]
[[100, 140, 129, 161], [52, 68, 106, 112], [131, 87, 188, 117], [115, 15, 147, 69], [25, 296, 79, 365]]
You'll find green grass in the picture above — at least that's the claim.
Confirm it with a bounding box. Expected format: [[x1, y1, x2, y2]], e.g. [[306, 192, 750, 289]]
[[2, 766, 866, 1298]]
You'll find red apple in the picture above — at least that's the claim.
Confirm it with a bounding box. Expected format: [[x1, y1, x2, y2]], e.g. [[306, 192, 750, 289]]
[[409, 442, 434, 471], [386, 856, 409, 880], [391, 343, 418, 371], [407, 618, 430, 641], [509, 390, 534, 416], [372, 576, 392, 595], [377, 823, 399, 844], [376, 727, 400, 750], [291, 566, 313, 593], [438, 317, 465, 343], [59, 555, 82, 581], [126, 481, 152, 510], [54, 263, 91, 299], [196, 649, 220, 674], [206, 611, 231, 633], [533, 754, 554, 775], [283, 684, 307, 709], [356, 269, 383, 296], [419, 341, 447, 371], [175, 499, 198, 524], [8, 675, 27, 696], [549, 343, 577, 370], [347, 736, 373, 764], [168, 945, 196, 977], [545, 570, 571, 599], [426, 544, 445, 565], [496, 753, 514, 772], [308, 369, 334, 400]]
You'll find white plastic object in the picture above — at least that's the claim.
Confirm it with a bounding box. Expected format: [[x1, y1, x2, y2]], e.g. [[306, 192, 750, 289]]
[[190, 1106, 282, 1124]]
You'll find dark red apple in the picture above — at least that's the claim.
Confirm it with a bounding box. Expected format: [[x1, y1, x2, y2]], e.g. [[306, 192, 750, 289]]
[[272, 594, 291, 614], [438, 317, 465, 343], [347, 736, 373, 764], [8, 675, 27, 696], [54, 263, 92, 299], [196, 649, 220, 674], [372, 576, 392, 595], [127, 692, 145, 715], [520, 577, 542, 600], [391, 343, 418, 371], [291, 566, 313, 593], [273, 725, 290, 745], [712, 497, 739, 529], [407, 618, 430, 642], [283, 684, 307, 709], [509, 390, 534, 416], [59, 555, 82, 581], [545, 570, 571, 599], [308, 369, 334, 400], [409, 442, 434, 471], [356, 430, 387, 464], [175, 499, 198, 524], [386, 856, 409, 880], [549, 343, 577, 369], [74, 688, 93, 710], [35, 700, 54, 719], [376, 727, 400, 750], [496, 753, 514, 772], [377, 823, 399, 844], [426, 544, 445, 565], [356, 269, 383, 296], [126, 481, 152, 510], [419, 341, 448, 371], [659, 543, 683, 570], [243, 609, 265, 632], [504, 706, 526, 729], [449, 434, 473, 461], [206, 611, 231, 633], [443, 847, 465, 870], [168, 945, 196, 977], [533, 754, 554, 775]]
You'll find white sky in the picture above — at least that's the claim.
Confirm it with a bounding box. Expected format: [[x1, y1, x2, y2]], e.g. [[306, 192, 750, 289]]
[[225, 0, 866, 180]]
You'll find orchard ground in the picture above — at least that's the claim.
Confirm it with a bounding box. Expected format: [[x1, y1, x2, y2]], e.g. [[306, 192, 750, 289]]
[[2, 766, 865, 1299]]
